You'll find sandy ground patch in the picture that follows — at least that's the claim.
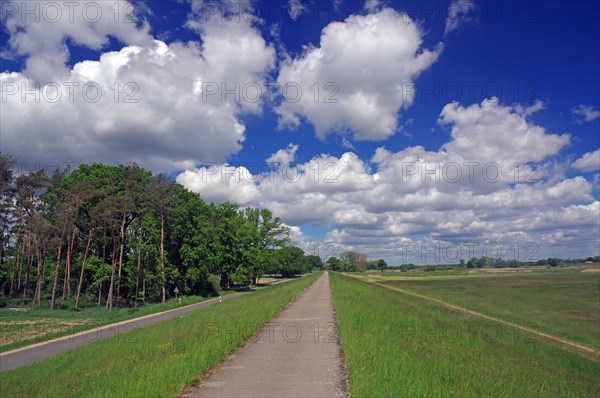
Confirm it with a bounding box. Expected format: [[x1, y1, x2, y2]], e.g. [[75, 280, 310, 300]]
[[582, 267, 600, 273], [256, 277, 279, 284], [0, 318, 92, 346]]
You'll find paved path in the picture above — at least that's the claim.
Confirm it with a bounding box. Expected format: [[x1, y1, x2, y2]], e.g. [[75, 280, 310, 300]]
[[0, 291, 255, 372], [183, 272, 349, 398]]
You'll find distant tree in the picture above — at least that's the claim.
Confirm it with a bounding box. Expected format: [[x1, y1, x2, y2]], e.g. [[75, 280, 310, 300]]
[[399, 263, 416, 272], [340, 251, 356, 272], [476, 257, 488, 268], [377, 259, 388, 272], [325, 256, 341, 271], [305, 255, 323, 272], [354, 253, 368, 272], [466, 257, 477, 269], [276, 246, 306, 277]]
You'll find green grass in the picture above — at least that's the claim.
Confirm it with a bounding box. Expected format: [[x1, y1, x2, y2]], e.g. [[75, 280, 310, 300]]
[[0, 293, 238, 353], [0, 273, 320, 397], [330, 272, 600, 398], [379, 272, 600, 350]]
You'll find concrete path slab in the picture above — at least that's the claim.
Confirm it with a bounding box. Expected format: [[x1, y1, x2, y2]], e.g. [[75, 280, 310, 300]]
[[182, 272, 349, 398]]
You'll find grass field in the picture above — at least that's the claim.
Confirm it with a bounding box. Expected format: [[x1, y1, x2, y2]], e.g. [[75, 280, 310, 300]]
[[330, 272, 600, 398], [0, 273, 319, 397], [366, 270, 600, 351], [0, 294, 238, 353]]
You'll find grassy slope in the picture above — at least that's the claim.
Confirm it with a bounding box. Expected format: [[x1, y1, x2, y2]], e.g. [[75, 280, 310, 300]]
[[0, 273, 320, 397], [0, 294, 237, 353], [330, 272, 600, 398], [380, 272, 600, 350]]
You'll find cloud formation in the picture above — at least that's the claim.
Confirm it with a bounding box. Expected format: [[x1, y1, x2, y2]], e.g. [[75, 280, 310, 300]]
[[1, 10, 275, 172], [571, 104, 600, 123], [444, 0, 476, 36], [179, 99, 596, 263], [2, 0, 152, 83], [572, 149, 600, 172], [275, 8, 443, 141]]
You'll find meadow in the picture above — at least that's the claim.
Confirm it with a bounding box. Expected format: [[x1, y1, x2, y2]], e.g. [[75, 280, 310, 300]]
[[365, 269, 600, 350], [0, 273, 319, 397], [330, 272, 600, 397]]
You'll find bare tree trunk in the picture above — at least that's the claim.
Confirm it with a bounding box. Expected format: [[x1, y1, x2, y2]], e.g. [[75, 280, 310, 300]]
[[98, 239, 106, 308], [116, 213, 126, 307], [32, 235, 45, 308], [32, 235, 42, 308], [134, 225, 143, 309], [16, 233, 25, 293], [50, 225, 67, 310], [62, 225, 76, 305], [9, 231, 21, 295], [106, 235, 117, 311], [160, 212, 166, 303], [142, 251, 147, 304], [23, 230, 32, 298], [75, 229, 92, 310], [37, 245, 47, 307]]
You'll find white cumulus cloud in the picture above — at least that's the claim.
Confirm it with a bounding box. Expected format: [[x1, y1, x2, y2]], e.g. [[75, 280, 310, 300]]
[[1, 10, 276, 172], [572, 149, 600, 172], [266, 143, 300, 166], [178, 98, 597, 263], [2, 0, 152, 83], [571, 104, 600, 123], [275, 7, 443, 141]]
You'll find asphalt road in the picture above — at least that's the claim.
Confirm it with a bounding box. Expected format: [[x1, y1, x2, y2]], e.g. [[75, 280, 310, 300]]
[[0, 290, 253, 372], [182, 272, 350, 398]]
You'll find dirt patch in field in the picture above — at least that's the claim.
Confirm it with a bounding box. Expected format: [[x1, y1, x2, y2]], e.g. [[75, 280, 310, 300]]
[[478, 268, 533, 273], [0, 321, 38, 326], [582, 267, 600, 273], [256, 277, 279, 284], [0, 318, 92, 347]]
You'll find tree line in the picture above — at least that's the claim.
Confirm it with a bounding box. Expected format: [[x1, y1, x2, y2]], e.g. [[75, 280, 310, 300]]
[[323, 251, 388, 272], [0, 154, 321, 310]]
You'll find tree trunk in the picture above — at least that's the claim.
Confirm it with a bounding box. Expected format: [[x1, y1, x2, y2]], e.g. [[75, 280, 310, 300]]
[[9, 231, 21, 296], [106, 235, 117, 311], [16, 232, 25, 293], [75, 229, 92, 310], [142, 251, 147, 304], [160, 212, 166, 303], [62, 225, 76, 305], [31, 236, 46, 307], [50, 225, 67, 310], [23, 230, 32, 298], [116, 212, 126, 307], [98, 239, 106, 307], [32, 235, 43, 308], [37, 244, 47, 307], [134, 225, 143, 309]]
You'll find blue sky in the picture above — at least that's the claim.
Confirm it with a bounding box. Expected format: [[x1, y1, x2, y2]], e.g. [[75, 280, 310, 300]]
[[1, 0, 599, 264]]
